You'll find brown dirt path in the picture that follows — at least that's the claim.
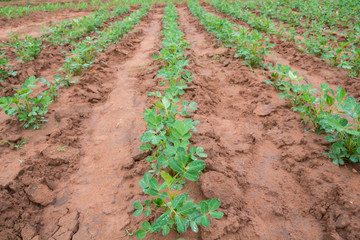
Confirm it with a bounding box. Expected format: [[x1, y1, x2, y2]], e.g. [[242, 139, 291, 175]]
[[36, 8, 166, 240], [0, 7, 157, 240]]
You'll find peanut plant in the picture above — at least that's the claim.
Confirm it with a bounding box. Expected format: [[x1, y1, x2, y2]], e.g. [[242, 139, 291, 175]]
[[42, 5, 130, 45], [7, 33, 43, 63], [238, 0, 360, 77], [188, 0, 274, 69], [265, 64, 360, 165], [0, 76, 52, 129], [56, 5, 150, 86], [0, 51, 17, 83], [134, 4, 223, 239], [0, 5, 150, 129]]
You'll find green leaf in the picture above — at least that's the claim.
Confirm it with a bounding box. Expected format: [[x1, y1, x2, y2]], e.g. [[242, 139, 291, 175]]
[[190, 221, 198, 232], [136, 229, 147, 239], [175, 215, 187, 233], [144, 172, 152, 185], [162, 225, 170, 236], [162, 96, 170, 109], [210, 211, 224, 219], [199, 201, 208, 214], [208, 199, 221, 211], [153, 211, 172, 229], [134, 201, 143, 210], [159, 192, 168, 199], [147, 188, 160, 197], [142, 221, 151, 230], [186, 160, 206, 172], [145, 199, 151, 207], [178, 202, 197, 215], [144, 209, 151, 216], [161, 171, 173, 185], [134, 209, 143, 216], [201, 215, 210, 227], [173, 193, 189, 209], [184, 172, 199, 181], [149, 178, 159, 190], [350, 155, 359, 163]]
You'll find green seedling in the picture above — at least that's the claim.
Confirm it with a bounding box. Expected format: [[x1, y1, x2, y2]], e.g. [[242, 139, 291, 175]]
[[265, 63, 360, 165], [0, 51, 17, 83], [0, 137, 29, 150], [8, 33, 43, 63], [0, 76, 52, 129], [56, 145, 68, 151]]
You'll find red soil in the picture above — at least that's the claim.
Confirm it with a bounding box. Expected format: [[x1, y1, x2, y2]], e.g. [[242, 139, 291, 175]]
[[0, 10, 93, 42], [0, 4, 359, 240]]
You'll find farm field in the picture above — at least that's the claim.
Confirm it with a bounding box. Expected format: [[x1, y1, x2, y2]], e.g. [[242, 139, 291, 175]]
[[0, 0, 359, 240]]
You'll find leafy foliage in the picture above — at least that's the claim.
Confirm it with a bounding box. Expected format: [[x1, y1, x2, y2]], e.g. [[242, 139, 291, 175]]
[[266, 64, 360, 164], [188, 0, 274, 68], [0, 51, 17, 83], [43, 5, 130, 45], [0, 4, 150, 128], [239, 0, 360, 77], [134, 4, 222, 239], [0, 76, 52, 129], [7, 33, 43, 63]]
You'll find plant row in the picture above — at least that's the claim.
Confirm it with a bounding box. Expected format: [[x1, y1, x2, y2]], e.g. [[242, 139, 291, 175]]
[[241, 0, 360, 36], [42, 5, 130, 45], [0, 4, 150, 129], [282, 0, 359, 29], [0, 5, 130, 84], [190, 1, 359, 165], [0, 1, 90, 19], [188, 0, 274, 69], [265, 65, 360, 164], [210, 0, 360, 77], [134, 3, 222, 239]]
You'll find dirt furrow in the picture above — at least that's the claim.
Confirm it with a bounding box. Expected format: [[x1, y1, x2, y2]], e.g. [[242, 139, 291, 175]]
[[201, 2, 360, 100], [0, 8, 157, 240], [35, 8, 165, 240], [177, 6, 360, 240], [0, 8, 135, 98]]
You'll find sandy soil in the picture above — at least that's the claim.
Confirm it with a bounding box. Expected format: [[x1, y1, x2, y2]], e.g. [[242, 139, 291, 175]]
[[0, 3, 359, 240]]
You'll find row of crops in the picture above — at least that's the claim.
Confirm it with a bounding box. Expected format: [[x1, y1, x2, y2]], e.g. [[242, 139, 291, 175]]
[[187, 1, 360, 165], [210, 0, 360, 77], [0, 0, 359, 236], [133, 3, 223, 238], [0, 0, 141, 18], [0, 4, 150, 128]]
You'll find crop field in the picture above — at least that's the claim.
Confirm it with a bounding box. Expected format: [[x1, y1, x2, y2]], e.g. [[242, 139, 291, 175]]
[[0, 0, 359, 239]]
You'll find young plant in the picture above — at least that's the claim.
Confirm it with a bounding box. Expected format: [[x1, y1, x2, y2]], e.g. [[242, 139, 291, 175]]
[[8, 33, 43, 63], [0, 76, 52, 129], [40, 77, 62, 101], [0, 137, 29, 151], [265, 64, 360, 164], [189, 0, 273, 69], [0, 51, 17, 82]]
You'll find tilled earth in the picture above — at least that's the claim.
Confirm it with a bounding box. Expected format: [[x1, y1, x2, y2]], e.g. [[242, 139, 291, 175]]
[[0, 3, 359, 240]]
